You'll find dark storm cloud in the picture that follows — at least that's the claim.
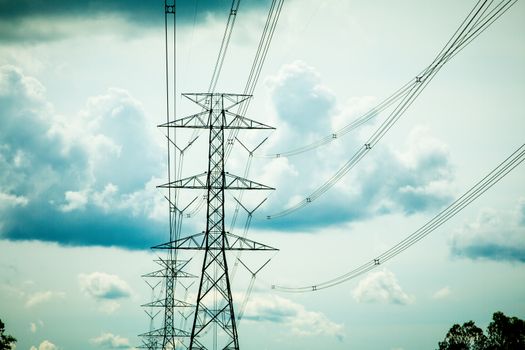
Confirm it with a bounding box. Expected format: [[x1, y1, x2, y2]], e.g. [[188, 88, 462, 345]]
[[0, 0, 266, 22], [451, 243, 525, 263], [3, 203, 164, 249], [450, 202, 525, 263], [0, 65, 165, 249], [0, 0, 270, 42]]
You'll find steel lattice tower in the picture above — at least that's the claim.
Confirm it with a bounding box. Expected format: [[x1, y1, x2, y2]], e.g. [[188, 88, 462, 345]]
[[139, 1, 196, 349], [154, 93, 277, 349]]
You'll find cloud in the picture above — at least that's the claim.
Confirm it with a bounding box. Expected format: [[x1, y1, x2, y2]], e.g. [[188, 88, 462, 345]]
[[352, 269, 413, 305], [59, 190, 89, 212], [257, 122, 454, 230], [0, 66, 166, 248], [25, 291, 65, 308], [387, 127, 454, 214], [450, 200, 525, 263], [0, 192, 28, 208], [98, 301, 122, 315], [0, 1, 271, 43], [518, 198, 525, 225], [30, 340, 58, 350], [90, 332, 132, 349], [432, 286, 452, 300], [29, 320, 44, 333], [40, 341, 58, 350], [79, 272, 132, 301], [252, 61, 454, 231], [267, 60, 336, 133], [242, 294, 344, 339], [29, 341, 57, 350]]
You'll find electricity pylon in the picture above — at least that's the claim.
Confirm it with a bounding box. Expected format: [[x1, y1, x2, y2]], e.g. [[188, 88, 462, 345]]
[[154, 93, 277, 349], [138, 1, 196, 348]]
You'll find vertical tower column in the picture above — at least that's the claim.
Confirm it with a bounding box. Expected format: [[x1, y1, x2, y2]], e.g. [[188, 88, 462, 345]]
[[154, 92, 277, 350], [189, 95, 238, 349]]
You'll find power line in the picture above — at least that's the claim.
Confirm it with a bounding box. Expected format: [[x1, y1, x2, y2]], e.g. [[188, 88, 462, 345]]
[[258, 80, 416, 158], [224, 0, 285, 162], [266, 0, 517, 219], [208, 0, 242, 93], [259, 0, 516, 159], [271, 142, 525, 293]]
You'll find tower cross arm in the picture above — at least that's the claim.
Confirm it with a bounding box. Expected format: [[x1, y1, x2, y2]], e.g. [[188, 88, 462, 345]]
[[158, 110, 210, 128], [152, 232, 278, 251], [157, 172, 274, 190], [141, 298, 194, 308], [138, 327, 191, 338], [224, 173, 274, 190], [141, 268, 197, 279], [223, 111, 275, 130], [182, 92, 251, 110], [157, 172, 208, 189], [158, 110, 274, 130]]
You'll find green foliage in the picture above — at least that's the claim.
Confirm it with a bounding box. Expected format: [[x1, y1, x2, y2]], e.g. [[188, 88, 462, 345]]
[[485, 311, 525, 349], [438, 321, 487, 350], [438, 312, 525, 350], [0, 319, 17, 350]]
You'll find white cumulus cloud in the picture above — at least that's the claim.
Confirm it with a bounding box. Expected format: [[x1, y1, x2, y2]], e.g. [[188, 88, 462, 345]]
[[253, 61, 454, 231], [432, 286, 452, 300], [79, 272, 132, 300], [30, 340, 58, 350], [59, 190, 89, 212], [0, 192, 28, 208], [352, 269, 413, 305], [90, 332, 132, 348], [242, 294, 344, 339], [25, 291, 65, 308]]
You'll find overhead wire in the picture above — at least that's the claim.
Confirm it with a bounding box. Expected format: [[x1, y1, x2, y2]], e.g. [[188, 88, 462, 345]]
[[266, 0, 517, 219], [270, 143, 525, 293], [185, 0, 243, 151], [161, 3, 281, 343], [258, 80, 417, 158], [208, 0, 242, 93], [236, 258, 273, 325], [165, 0, 245, 222], [164, 0, 174, 245], [258, 0, 516, 159], [223, 0, 285, 162], [220, 0, 285, 246]]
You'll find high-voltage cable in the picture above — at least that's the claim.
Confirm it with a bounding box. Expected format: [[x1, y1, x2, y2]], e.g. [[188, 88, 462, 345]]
[[236, 258, 273, 325], [221, 0, 284, 252], [228, 137, 268, 232], [224, 0, 285, 162], [208, 0, 242, 93], [260, 0, 516, 159], [266, 0, 517, 219], [258, 80, 416, 158], [271, 142, 525, 293], [187, 0, 243, 146]]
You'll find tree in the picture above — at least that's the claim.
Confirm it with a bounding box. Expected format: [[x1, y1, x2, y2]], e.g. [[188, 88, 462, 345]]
[[486, 311, 525, 349], [438, 312, 525, 350], [438, 320, 487, 350], [0, 319, 16, 350]]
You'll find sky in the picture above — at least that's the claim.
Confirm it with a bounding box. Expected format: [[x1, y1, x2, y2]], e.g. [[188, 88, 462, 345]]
[[0, 0, 524, 349]]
